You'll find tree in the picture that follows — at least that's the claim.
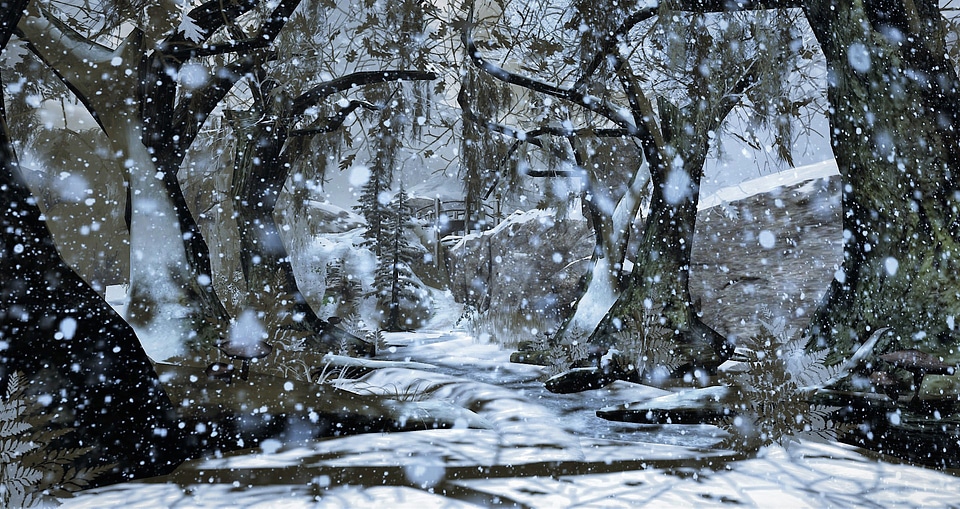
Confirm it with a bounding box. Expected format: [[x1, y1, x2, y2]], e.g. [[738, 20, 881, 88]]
[[356, 153, 394, 257], [0, 2, 183, 485], [649, 0, 960, 374], [16, 0, 302, 357], [373, 185, 426, 331], [797, 0, 960, 365], [460, 0, 813, 373], [227, 69, 435, 354]]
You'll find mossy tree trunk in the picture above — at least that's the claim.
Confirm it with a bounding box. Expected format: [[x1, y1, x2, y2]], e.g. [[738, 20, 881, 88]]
[[800, 0, 960, 365], [591, 99, 731, 370], [16, 0, 300, 354]]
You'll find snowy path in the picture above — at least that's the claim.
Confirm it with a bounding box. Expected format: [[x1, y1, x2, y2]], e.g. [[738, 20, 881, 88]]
[[61, 329, 960, 508]]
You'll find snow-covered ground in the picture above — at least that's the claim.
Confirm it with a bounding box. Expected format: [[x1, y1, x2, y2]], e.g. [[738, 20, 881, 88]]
[[60, 326, 960, 508], [62, 161, 960, 508], [698, 158, 839, 211]]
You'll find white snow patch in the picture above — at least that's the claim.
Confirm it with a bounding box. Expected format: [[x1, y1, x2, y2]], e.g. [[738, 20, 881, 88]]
[[663, 167, 693, 205], [348, 165, 371, 187], [848, 42, 872, 73], [884, 257, 899, 276], [229, 309, 268, 350], [59, 317, 78, 340], [758, 230, 776, 249], [698, 159, 839, 211], [179, 62, 210, 90]]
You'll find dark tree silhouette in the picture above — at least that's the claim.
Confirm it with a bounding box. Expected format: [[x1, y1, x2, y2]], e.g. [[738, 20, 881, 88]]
[[0, 2, 183, 485]]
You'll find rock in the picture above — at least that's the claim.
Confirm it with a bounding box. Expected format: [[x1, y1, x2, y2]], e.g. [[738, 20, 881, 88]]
[[843, 406, 960, 469], [448, 209, 593, 327], [545, 367, 619, 394], [509, 350, 552, 366], [596, 385, 740, 424], [308, 323, 376, 357], [806, 388, 896, 411]]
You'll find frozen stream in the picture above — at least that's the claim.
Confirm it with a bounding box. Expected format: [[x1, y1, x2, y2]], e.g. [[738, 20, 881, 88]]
[[61, 329, 960, 508]]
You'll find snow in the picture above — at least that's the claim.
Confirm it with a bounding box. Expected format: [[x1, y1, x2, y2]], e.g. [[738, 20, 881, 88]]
[[32, 152, 914, 509], [59, 324, 960, 507], [697, 159, 839, 211], [452, 208, 556, 248]]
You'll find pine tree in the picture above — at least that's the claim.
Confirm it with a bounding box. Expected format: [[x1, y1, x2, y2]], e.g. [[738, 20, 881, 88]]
[[355, 163, 393, 257], [373, 186, 423, 331], [353, 0, 434, 256]]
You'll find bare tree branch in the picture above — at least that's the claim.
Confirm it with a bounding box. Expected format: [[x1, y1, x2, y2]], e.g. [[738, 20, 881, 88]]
[[462, 1, 639, 135], [163, 0, 301, 59], [289, 100, 381, 136], [572, 7, 658, 92]]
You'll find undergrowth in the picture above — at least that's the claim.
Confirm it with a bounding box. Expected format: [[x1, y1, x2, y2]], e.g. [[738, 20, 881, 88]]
[[1, 372, 110, 507], [718, 315, 851, 451], [458, 306, 551, 349]]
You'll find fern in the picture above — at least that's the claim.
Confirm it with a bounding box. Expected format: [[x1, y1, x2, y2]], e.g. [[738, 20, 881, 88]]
[[0, 372, 111, 507], [607, 308, 680, 383], [717, 317, 849, 451]]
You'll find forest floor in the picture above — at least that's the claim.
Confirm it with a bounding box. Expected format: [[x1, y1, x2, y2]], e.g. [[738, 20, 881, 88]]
[[58, 168, 960, 508]]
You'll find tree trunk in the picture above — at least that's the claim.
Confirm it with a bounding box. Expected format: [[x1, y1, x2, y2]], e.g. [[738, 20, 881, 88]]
[[802, 0, 960, 365], [227, 109, 370, 355], [591, 99, 730, 372], [0, 40, 183, 483], [556, 140, 647, 340], [17, 16, 231, 357]]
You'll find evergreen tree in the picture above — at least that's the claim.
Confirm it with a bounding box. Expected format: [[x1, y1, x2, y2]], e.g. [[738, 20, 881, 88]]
[[354, 0, 435, 254], [373, 186, 423, 331], [355, 164, 393, 257]]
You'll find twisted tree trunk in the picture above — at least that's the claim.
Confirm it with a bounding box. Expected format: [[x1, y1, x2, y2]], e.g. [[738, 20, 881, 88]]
[[1, 8, 183, 482]]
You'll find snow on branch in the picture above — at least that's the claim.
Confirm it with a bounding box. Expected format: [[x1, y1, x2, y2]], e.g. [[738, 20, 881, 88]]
[[289, 100, 382, 136], [291, 70, 438, 116]]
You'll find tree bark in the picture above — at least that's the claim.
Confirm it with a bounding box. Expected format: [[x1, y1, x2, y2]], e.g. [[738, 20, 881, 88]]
[[800, 0, 960, 365], [591, 99, 730, 371], [17, 14, 230, 357], [1, 9, 183, 483], [555, 138, 647, 339], [226, 107, 356, 353]]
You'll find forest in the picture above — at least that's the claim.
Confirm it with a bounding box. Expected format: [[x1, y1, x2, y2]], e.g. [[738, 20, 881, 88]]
[[3, 0, 960, 505]]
